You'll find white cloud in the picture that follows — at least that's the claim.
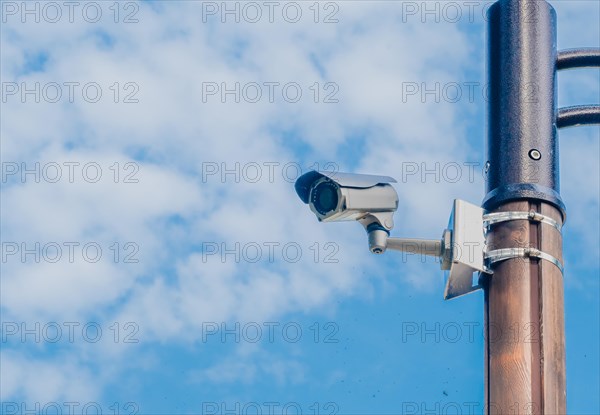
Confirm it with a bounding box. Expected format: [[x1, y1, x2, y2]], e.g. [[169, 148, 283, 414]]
[[0, 351, 99, 404]]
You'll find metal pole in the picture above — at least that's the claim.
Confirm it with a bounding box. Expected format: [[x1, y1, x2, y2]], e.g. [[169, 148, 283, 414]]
[[483, 0, 566, 413]]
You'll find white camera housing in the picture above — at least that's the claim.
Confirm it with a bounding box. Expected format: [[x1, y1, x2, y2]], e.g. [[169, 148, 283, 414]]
[[294, 170, 399, 230]]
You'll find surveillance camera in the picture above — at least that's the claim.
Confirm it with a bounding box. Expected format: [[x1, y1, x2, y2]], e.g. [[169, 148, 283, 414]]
[[294, 171, 489, 301], [294, 170, 399, 231]]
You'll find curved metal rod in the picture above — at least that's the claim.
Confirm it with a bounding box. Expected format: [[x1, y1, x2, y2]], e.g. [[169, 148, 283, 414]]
[[557, 48, 600, 70], [557, 105, 600, 129]]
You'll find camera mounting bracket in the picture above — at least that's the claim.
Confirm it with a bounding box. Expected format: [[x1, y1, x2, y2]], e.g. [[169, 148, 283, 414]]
[[364, 199, 565, 300]]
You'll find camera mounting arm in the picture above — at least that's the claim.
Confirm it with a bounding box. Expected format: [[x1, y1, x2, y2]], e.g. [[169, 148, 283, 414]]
[[362, 200, 492, 300], [387, 238, 443, 257], [365, 223, 452, 270]]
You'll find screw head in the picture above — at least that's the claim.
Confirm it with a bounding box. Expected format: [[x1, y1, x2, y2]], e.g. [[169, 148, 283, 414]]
[[529, 149, 542, 160]]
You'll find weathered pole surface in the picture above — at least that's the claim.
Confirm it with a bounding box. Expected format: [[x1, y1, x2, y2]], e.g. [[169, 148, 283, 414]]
[[482, 0, 566, 413]]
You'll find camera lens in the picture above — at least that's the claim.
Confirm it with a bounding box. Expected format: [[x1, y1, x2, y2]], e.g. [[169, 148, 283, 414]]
[[312, 180, 339, 215]]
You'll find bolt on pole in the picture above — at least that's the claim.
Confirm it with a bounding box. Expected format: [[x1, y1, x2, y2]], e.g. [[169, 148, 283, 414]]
[[482, 0, 566, 413]]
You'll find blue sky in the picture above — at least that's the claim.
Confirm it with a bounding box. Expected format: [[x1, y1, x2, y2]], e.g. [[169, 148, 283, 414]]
[[1, 1, 598, 414]]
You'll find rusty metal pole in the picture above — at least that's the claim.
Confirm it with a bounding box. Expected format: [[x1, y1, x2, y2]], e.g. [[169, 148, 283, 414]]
[[482, 0, 567, 413]]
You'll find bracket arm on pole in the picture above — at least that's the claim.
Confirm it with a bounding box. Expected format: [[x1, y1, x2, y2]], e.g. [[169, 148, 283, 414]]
[[557, 105, 600, 128], [557, 48, 600, 70]]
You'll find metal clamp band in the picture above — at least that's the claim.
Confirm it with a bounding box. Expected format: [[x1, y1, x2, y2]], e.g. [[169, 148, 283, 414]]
[[485, 248, 564, 274], [483, 210, 562, 232]]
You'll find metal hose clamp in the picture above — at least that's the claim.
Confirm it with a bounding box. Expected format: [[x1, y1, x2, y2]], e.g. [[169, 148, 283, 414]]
[[485, 247, 564, 274], [483, 210, 562, 232]]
